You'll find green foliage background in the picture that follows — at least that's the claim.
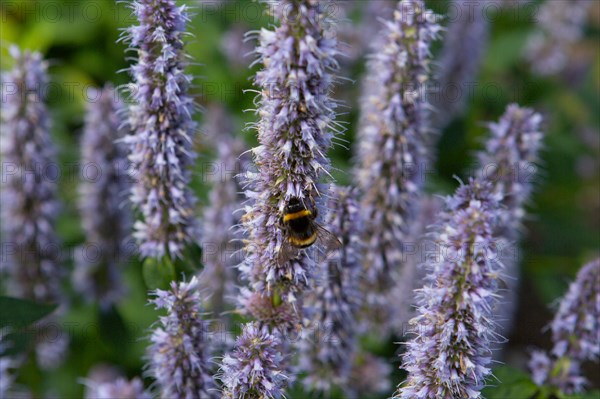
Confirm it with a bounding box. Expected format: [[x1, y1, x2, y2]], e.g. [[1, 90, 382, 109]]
[[1, 0, 599, 398]]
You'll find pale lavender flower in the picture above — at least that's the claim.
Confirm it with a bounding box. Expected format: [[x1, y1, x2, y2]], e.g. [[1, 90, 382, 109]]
[[0, 46, 62, 303], [146, 276, 218, 399], [477, 104, 543, 338], [299, 186, 362, 393], [347, 352, 392, 399], [121, 0, 198, 259], [431, 0, 489, 129], [35, 330, 69, 370], [240, 0, 340, 319], [199, 105, 249, 316], [398, 179, 502, 399], [528, 258, 600, 394], [73, 85, 132, 308], [84, 377, 151, 399], [389, 196, 443, 334], [525, 0, 592, 76], [0, 49, 68, 370], [219, 322, 287, 399], [335, 0, 396, 64], [0, 357, 15, 398], [238, 289, 300, 333], [477, 104, 543, 240], [220, 24, 254, 71], [529, 350, 553, 387], [354, 0, 440, 332]]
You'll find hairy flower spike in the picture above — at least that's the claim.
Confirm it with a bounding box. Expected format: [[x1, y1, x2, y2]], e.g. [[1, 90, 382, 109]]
[[478, 104, 543, 240], [528, 258, 600, 394], [551, 258, 600, 362], [147, 277, 218, 399], [240, 0, 340, 314], [431, 0, 489, 129], [122, 0, 198, 259], [348, 352, 392, 397], [0, 47, 62, 303], [397, 179, 502, 399], [199, 106, 249, 316], [74, 85, 131, 308], [220, 322, 287, 399], [299, 186, 362, 393], [525, 0, 591, 76], [355, 0, 440, 331], [477, 104, 543, 338]]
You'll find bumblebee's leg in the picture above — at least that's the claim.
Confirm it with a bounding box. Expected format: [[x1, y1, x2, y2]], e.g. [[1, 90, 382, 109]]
[[276, 214, 284, 230]]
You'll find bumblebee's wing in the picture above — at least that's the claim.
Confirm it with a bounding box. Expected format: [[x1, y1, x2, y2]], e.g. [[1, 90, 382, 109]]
[[277, 241, 300, 266], [315, 225, 342, 260]]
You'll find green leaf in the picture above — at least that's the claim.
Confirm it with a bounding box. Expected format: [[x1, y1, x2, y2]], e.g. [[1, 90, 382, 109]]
[[142, 256, 176, 290], [0, 296, 57, 330], [97, 305, 131, 355], [173, 243, 203, 275], [482, 366, 539, 399]]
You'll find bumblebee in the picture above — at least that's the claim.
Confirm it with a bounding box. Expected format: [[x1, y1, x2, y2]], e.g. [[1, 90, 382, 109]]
[[278, 196, 341, 265]]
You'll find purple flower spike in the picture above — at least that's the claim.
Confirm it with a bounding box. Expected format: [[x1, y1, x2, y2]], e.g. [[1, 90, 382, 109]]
[[477, 104, 543, 338], [0, 46, 62, 303], [121, 0, 199, 259], [478, 104, 543, 240], [431, 0, 489, 129], [199, 106, 249, 316], [240, 0, 340, 317], [355, 0, 440, 332], [147, 277, 218, 399], [74, 85, 132, 308], [525, 0, 592, 76], [528, 258, 600, 394], [398, 179, 502, 399], [299, 186, 362, 393], [220, 322, 287, 399]]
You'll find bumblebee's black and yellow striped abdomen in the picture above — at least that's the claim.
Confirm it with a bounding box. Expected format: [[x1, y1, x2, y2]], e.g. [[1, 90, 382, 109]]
[[277, 195, 342, 265], [281, 199, 318, 248]]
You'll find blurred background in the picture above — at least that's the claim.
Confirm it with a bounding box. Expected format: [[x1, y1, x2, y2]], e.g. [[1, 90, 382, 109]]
[[1, 0, 599, 397]]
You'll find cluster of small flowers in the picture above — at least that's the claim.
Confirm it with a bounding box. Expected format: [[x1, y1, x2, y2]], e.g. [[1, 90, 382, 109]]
[[147, 277, 217, 399], [0, 47, 71, 374], [3, 0, 597, 397], [355, 0, 441, 333], [239, 0, 340, 322], [335, 0, 396, 64], [395, 103, 545, 397], [477, 104, 543, 240], [476, 104, 543, 337], [398, 179, 502, 399], [525, 0, 592, 76], [529, 258, 600, 394], [0, 47, 62, 303], [299, 186, 362, 393], [219, 322, 288, 399], [431, 0, 489, 129], [73, 85, 132, 309], [121, 0, 199, 259], [199, 106, 250, 316]]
